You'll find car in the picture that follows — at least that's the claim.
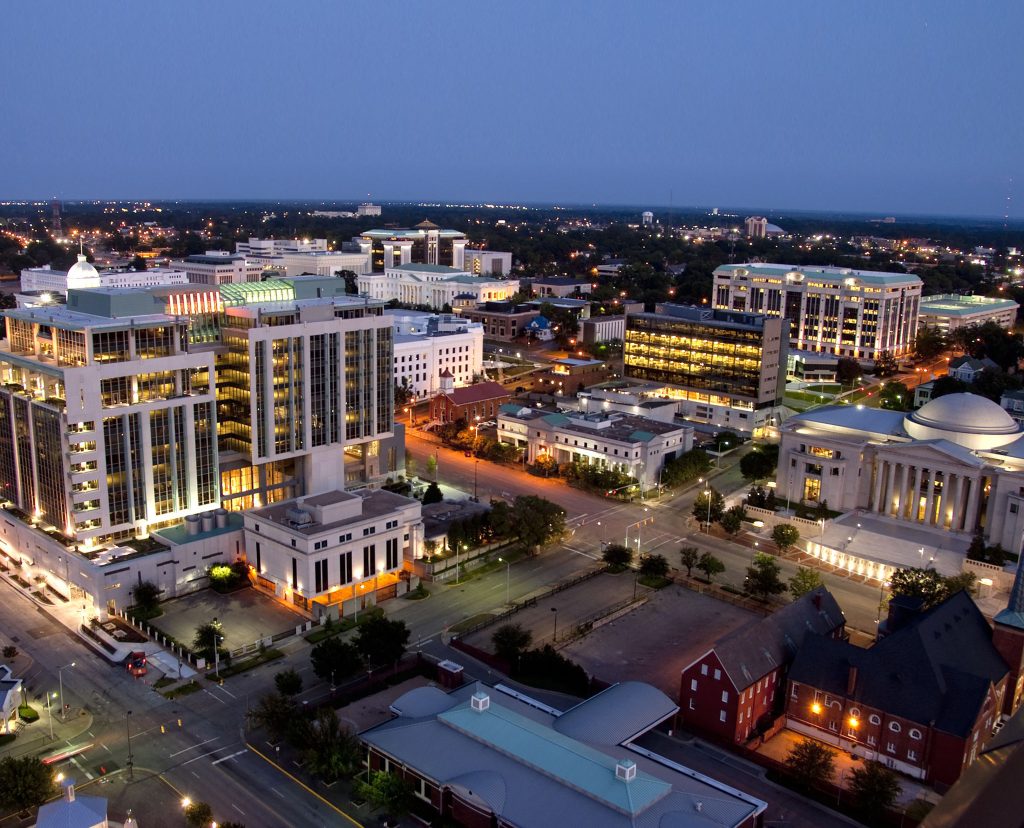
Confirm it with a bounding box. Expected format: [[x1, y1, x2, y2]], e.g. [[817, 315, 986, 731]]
[[464, 451, 474, 457], [125, 651, 147, 677]]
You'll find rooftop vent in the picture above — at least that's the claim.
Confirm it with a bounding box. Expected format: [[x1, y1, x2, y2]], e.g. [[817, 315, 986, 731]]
[[286, 508, 314, 527], [471, 691, 490, 712], [615, 759, 637, 782]]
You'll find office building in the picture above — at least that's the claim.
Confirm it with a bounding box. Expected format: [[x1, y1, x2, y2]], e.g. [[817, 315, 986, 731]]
[[357, 202, 382, 217], [237, 237, 370, 277], [357, 263, 512, 309], [497, 406, 692, 491], [713, 263, 923, 361], [463, 249, 512, 276], [356, 221, 468, 272], [641, 210, 654, 226], [456, 302, 538, 342], [172, 252, 264, 285], [243, 488, 422, 616], [775, 394, 1024, 555], [743, 216, 767, 238], [580, 315, 625, 345], [360, 681, 767, 828], [19, 255, 188, 305], [623, 305, 787, 435], [523, 276, 593, 298], [0, 277, 398, 614], [918, 293, 1019, 333], [392, 312, 484, 400], [235, 237, 329, 255]]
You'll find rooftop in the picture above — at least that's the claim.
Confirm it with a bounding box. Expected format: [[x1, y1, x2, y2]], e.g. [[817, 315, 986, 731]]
[[249, 488, 417, 537], [437, 381, 510, 405], [920, 293, 1020, 314], [715, 262, 922, 287], [500, 407, 688, 443]]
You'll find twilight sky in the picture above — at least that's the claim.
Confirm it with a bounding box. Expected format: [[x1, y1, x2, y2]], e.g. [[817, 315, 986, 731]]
[[4, 1, 1023, 216]]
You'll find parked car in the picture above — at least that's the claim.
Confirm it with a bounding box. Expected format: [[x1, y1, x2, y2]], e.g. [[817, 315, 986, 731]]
[[125, 651, 147, 677]]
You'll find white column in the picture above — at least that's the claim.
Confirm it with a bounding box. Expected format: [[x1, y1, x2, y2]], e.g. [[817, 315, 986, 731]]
[[947, 473, 961, 530], [965, 476, 981, 533], [886, 462, 898, 516], [910, 466, 923, 522], [871, 460, 885, 512], [898, 464, 911, 519], [923, 469, 937, 526]]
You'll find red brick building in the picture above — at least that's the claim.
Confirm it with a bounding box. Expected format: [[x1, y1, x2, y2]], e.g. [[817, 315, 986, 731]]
[[786, 590, 1013, 789], [679, 587, 845, 745], [429, 376, 510, 425]]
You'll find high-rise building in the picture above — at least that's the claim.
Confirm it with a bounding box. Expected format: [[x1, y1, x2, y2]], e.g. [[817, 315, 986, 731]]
[[623, 305, 787, 434], [0, 277, 403, 613], [463, 249, 512, 277], [744, 216, 767, 238], [357, 221, 468, 272], [172, 252, 264, 285], [713, 263, 922, 361], [235, 237, 329, 255]]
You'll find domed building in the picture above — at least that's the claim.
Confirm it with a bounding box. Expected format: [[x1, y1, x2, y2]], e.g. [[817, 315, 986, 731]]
[[777, 392, 1024, 554], [65, 253, 102, 289]]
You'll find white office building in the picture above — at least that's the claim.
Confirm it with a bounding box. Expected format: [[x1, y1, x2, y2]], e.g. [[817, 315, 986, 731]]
[[19, 255, 188, 305], [235, 237, 329, 255], [497, 406, 693, 492], [247, 250, 370, 278], [391, 312, 483, 399], [463, 249, 513, 277], [918, 294, 1020, 333], [713, 263, 922, 361], [172, 252, 264, 285], [358, 263, 513, 309], [744, 217, 768, 238], [357, 203, 382, 217]]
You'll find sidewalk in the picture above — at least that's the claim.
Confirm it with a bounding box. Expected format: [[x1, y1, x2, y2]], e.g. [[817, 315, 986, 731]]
[[0, 697, 94, 760]]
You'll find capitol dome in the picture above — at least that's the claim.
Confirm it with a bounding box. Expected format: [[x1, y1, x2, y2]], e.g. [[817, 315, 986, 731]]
[[904, 392, 1021, 450], [66, 254, 101, 288]]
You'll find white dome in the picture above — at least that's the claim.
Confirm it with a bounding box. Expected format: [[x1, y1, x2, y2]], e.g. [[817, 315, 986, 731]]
[[66, 254, 101, 288], [905, 392, 1021, 450]]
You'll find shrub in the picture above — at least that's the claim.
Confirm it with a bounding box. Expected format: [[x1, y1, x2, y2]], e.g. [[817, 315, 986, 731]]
[[601, 543, 632, 570]]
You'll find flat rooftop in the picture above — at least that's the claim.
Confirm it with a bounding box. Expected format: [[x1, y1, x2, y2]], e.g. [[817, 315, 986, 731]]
[[716, 262, 922, 286], [919, 293, 1019, 315], [500, 406, 688, 442], [250, 488, 416, 536]]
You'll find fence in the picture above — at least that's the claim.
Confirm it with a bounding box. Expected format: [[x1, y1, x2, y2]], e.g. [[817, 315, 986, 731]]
[[670, 572, 776, 617]]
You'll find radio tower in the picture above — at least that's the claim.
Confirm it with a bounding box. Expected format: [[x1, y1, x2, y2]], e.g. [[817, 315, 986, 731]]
[[51, 198, 63, 237]]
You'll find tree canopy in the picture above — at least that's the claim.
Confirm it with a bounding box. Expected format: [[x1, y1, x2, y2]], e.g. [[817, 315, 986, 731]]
[[354, 616, 410, 668], [784, 738, 835, 790], [745, 552, 786, 600], [888, 567, 975, 609], [310, 636, 364, 683]]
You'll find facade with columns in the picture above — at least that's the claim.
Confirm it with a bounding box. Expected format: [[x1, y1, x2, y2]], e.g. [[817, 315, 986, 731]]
[[777, 393, 1024, 552]]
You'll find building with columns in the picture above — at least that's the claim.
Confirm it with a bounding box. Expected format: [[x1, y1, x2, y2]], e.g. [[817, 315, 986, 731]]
[[356, 221, 468, 272], [776, 393, 1024, 552]]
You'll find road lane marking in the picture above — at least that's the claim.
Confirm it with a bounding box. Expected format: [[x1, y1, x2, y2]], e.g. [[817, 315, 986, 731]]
[[69, 755, 94, 780], [99, 742, 111, 753], [170, 737, 219, 757], [202, 688, 227, 705], [181, 749, 225, 766], [213, 683, 238, 699], [211, 749, 248, 765], [272, 787, 286, 799]]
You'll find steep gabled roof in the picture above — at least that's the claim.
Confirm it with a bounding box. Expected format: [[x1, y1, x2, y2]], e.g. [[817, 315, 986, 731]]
[[712, 587, 845, 691], [437, 381, 510, 406]]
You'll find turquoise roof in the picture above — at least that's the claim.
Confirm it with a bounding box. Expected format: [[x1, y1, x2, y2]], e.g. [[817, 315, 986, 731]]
[[920, 293, 1019, 315], [628, 430, 656, 442], [438, 700, 671, 816]]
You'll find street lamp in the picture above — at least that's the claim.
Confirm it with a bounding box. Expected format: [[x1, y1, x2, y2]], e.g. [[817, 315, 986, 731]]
[[125, 710, 134, 781], [498, 556, 511, 605], [46, 691, 57, 740], [212, 617, 224, 678], [473, 459, 479, 501], [58, 662, 75, 722], [704, 486, 713, 529], [550, 607, 558, 642]]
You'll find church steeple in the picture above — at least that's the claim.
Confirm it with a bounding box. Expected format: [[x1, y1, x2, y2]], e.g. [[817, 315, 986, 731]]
[[995, 562, 1024, 631], [993, 562, 1024, 715]]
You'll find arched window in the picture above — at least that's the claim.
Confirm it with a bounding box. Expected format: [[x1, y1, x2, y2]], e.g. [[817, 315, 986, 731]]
[[869, 714, 881, 726], [889, 722, 902, 733], [909, 728, 923, 740]]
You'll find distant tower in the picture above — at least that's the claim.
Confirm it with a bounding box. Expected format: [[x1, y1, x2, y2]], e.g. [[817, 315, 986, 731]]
[[744, 216, 768, 238], [641, 211, 654, 227], [51, 198, 63, 237], [993, 563, 1024, 715]]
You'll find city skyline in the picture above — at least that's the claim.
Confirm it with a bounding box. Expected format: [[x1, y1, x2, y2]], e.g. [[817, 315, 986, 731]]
[[5, 1, 1024, 217]]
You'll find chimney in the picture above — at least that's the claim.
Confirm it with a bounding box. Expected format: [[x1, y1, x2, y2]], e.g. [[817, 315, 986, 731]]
[[882, 594, 925, 637], [812, 592, 822, 610], [846, 664, 858, 696], [62, 779, 75, 802]]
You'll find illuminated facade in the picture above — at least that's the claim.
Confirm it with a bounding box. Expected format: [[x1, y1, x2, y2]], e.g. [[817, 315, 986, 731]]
[[712, 263, 922, 361], [357, 263, 512, 309], [623, 306, 787, 434], [357, 221, 468, 272]]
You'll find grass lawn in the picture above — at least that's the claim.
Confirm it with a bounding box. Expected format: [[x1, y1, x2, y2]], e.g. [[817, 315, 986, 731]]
[[211, 648, 285, 680], [804, 383, 841, 393], [161, 681, 202, 699]]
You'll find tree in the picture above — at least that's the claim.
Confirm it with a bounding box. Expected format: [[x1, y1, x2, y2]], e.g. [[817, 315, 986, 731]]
[[693, 487, 725, 523], [914, 326, 947, 360], [879, 381, 911, 410], [311, 636, 364, 684], [889, 567, 975, 609], [274, 668, 303, 696], [929, 375, 969, 399], [511, 495, 566, 551], [835, 356, 862, 385], [394, 378, 414, 407], [679, 546, 700, 577], [131, 580, 160, 612], [771, 523, 800, 555], [874, 350, 898, 377], [847, 760, 901, 823], [247, 693, 296, 744], [784, 738, 835, 790], [299, 708, 361, 781], [721, 504, 747, 535], [661, 448, 712, 487], [337, 268, 359, 294], [601, 543, 633, 570], [697, 552, 725, 582], [492, 623, 533, 663], [488, 499, 514, 538], [745, 552, 786, 600], [422, 481, 443, 504], [0, 755, 55, 812], [192, 619, 224, 660], [184, 801, 214, 827], [789, 567, 824, 599], [639, 553, 670, 580], [740, 445, 779, 482], [354, 616, 410, 668], [128, 254, 148, 271], [357, 770, 414, 817], [714, 429, 741, 452]]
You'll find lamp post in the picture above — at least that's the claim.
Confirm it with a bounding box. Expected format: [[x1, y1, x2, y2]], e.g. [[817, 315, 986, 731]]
[[499, 557, 510, 606], [550, 607, 558, 643], [57, 662, 75, 722], [125, 710, 134, 781], [473, 460, 479, 502], [46, 691, 57, 740], [705, 486, 713, 529]]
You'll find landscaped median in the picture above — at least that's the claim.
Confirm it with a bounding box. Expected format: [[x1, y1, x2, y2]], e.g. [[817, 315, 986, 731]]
[[205, 647, 284, 681]]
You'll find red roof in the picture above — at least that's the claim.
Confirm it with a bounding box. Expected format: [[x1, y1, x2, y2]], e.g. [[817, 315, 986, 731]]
[[438, 382, 510, 405]]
